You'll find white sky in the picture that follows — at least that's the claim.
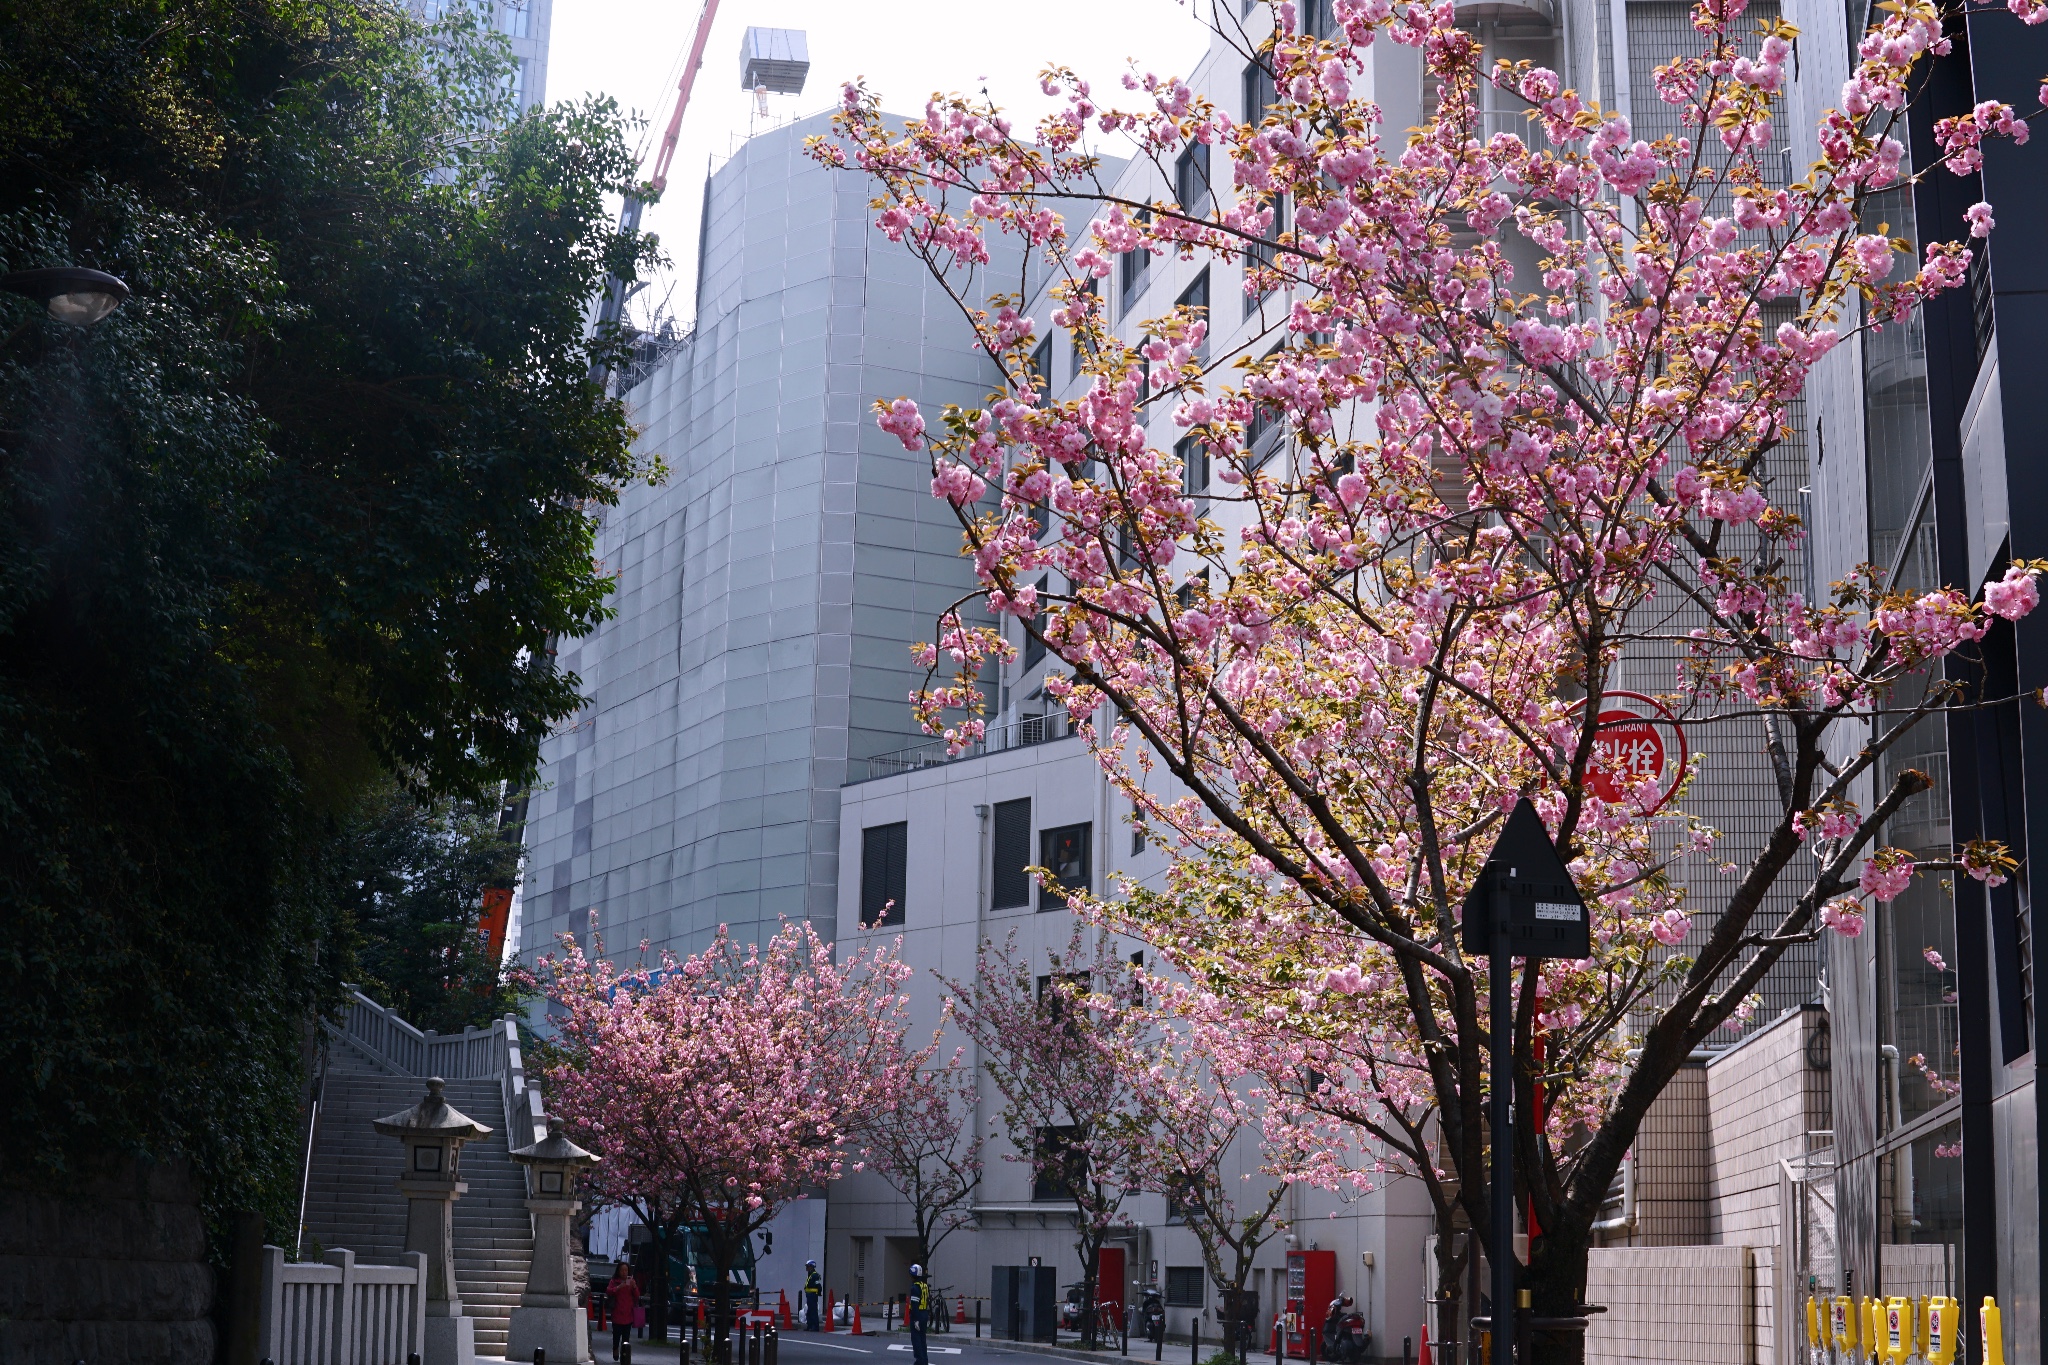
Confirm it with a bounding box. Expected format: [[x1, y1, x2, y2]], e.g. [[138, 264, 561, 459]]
[[544, 0, 1213, 328]]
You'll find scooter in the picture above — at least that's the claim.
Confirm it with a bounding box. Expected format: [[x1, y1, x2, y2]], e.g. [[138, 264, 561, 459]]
[[1321, 1307, 1369, 1364], [1138, 1290, 1165, 1346]]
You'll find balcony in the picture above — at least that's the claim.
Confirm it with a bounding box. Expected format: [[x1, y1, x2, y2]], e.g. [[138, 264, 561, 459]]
[[856, 711, 1078, 782]]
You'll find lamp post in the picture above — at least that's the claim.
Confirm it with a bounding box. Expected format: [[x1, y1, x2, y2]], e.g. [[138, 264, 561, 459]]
[[1, 267, 130, 326], [508, 1114, 602, 1365], [376, 1077, 494, 1365]]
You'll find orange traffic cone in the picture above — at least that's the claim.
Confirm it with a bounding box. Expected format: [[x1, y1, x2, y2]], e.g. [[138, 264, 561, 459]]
[[824, 1293, 835, 1333], [697, 1301, 707, 1328], [1418, 1323, 1433, 1365], [955, 1299, 966, 1326], [780, 1291, 793, 1331], [853, 1303, 864, 1336]]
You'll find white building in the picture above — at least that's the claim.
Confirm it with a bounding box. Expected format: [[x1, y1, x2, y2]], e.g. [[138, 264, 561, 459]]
[[832, 732, 1438, 1352]]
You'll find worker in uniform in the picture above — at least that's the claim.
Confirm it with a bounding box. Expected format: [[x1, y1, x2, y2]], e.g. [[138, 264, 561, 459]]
[[804, 1260, 823, 1331], [908, 1263, 932, 1365]]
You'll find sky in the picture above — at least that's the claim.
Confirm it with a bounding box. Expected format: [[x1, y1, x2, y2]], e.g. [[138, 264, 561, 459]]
[[543, 0, 1214, 330]]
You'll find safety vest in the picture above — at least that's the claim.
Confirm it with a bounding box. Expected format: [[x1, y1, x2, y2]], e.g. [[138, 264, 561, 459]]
[[912, 1280, 931, 1312], [806, 1269, 822, 1294]]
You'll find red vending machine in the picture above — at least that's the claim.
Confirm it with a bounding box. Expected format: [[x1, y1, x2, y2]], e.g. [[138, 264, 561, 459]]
[[1282, 1249, 1336, 1359]]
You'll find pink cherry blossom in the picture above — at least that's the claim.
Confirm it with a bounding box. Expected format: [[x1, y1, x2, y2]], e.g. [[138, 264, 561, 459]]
[[1985, 563, 2040, 617], [530, 921, 912, 1353]]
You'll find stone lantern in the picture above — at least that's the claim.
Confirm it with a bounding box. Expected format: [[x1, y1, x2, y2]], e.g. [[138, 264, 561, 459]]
[[375, 1077, 493, 1365], [507, 1114, 601, 1364]]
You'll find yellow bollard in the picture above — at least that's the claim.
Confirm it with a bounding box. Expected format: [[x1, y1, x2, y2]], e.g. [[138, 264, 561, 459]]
[[1807, 1297, 1822, 1360], [1833, 1297, 1857, 1358], [1980, 1297, 2003, 1365], [1925, 1297, 1959, 1365], [1867, 1298, 1884, 1361]]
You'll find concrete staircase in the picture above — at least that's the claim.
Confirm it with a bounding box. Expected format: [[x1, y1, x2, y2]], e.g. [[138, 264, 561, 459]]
[[299, 1012, 538, 1360]]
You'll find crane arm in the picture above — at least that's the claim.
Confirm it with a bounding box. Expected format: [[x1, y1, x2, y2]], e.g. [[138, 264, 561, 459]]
[[649, 0, 721, 195]]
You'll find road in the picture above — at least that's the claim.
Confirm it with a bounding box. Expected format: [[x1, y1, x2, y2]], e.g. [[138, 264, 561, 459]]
[[590, 1327, 1225, 1365]]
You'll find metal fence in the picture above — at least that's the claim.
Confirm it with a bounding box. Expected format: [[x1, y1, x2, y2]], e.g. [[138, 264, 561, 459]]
[[859, 711, 1077, 781]]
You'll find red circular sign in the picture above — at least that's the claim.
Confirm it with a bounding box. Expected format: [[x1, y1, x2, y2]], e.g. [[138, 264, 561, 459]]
[[1579, 691, 1687, 814]]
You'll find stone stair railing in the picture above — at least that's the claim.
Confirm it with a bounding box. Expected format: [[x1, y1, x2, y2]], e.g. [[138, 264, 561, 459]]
[[324, 987, 545, 1157]]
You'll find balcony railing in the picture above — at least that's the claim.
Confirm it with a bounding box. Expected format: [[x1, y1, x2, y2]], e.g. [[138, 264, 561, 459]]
[[858, 711, 1077, 781]]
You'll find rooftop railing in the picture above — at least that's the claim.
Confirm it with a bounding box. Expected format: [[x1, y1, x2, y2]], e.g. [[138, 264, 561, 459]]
[[858, 711, 1077, 782]]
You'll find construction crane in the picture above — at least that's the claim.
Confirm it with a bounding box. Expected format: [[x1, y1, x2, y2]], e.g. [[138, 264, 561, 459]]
[[590, 0, 723, 350]]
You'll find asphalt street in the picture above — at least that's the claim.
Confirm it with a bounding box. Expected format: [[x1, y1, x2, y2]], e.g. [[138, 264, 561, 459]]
[[591, 1327, 1232, 1365]]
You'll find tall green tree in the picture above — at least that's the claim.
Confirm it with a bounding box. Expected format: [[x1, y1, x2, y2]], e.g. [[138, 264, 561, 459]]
[[341, 781, 527, 1035], [0, 0, 654, 1238]]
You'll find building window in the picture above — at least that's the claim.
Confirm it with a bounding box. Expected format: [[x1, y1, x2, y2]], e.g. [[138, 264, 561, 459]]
[[1247, 345, 1288, 463], [1177, 434, 1209, 496], [1120, 232, 1151, 318], [1175, 143, 1213, 218], [1073, 276, 1098, 360], [1301, 0, 1333, 37], [1177, 270, 1210, 365], [1033, 1125, 1086, 1201], [1242, 61, 1276, 126], [1039, 822, 1092, 908], [1030, 335, 1054, 396], [860, 822, 907, 926], [1023, 586, 1047, 668], [1246, 197, 1287, 317], [501, 0, 530, 36], [992, 799, 1033, 909], [1164, 1267, 1206, 1307], [1131, 820, 1146, 857]]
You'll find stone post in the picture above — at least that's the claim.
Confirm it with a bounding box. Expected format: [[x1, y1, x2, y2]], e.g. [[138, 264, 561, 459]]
[[374, 1077, 493, 1365], [507, 1114, 601, 1364]]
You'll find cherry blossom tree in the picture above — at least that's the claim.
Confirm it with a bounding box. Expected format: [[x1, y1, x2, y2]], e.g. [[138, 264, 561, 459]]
[[853, 1012, 985, 1272], [812, 0, 2047, 1348], [1120, 982, 1327, 1364], [533, 922, 912, 1354], [943, 929, 1154, 1348]]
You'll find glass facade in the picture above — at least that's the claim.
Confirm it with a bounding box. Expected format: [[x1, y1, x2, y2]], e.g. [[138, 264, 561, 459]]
[[516, 113, 1002, 961]]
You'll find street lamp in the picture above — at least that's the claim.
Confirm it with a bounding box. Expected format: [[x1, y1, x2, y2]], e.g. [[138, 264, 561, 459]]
[[1, 267, 130, 327]]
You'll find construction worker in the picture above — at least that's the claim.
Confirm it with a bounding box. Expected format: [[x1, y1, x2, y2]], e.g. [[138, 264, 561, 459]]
[[909, 1264, 932, 1365], [804, 1260, 823, 1331]]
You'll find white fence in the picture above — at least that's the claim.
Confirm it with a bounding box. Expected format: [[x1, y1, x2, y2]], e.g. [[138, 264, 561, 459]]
[[259, 1246, 427, 1365]]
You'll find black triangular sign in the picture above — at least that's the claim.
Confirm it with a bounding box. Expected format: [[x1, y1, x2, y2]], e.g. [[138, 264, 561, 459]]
[[1459, 797, 1590, 957]]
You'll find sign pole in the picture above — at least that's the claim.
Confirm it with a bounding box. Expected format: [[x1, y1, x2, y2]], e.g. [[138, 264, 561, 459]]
[[1463, 799, 1586, 1365], [1490, 913, 1516, 1365]]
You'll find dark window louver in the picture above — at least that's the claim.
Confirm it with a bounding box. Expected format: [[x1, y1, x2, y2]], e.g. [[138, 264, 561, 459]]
[[992, 799, 1032, 909], [861, 822, 907, 926]]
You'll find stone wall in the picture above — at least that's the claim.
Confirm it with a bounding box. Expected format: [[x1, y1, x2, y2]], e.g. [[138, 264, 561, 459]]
[[0, 1157, 216, 1365]]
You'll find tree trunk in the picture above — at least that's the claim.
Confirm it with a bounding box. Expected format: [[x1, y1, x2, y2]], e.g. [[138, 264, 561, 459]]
[[1075, 1225, 1103, 1349], [1522, 1227, 1591, 1365], [646, 1231, 672, 1344]]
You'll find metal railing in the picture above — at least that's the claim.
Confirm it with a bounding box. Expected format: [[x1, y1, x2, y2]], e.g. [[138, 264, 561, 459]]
[[858, 711, 1077, 781]]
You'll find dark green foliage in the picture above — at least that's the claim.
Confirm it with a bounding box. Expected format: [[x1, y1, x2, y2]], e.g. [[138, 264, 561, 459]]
[[341, 781, 529, 1034], [0, 0, 653, 1240]]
